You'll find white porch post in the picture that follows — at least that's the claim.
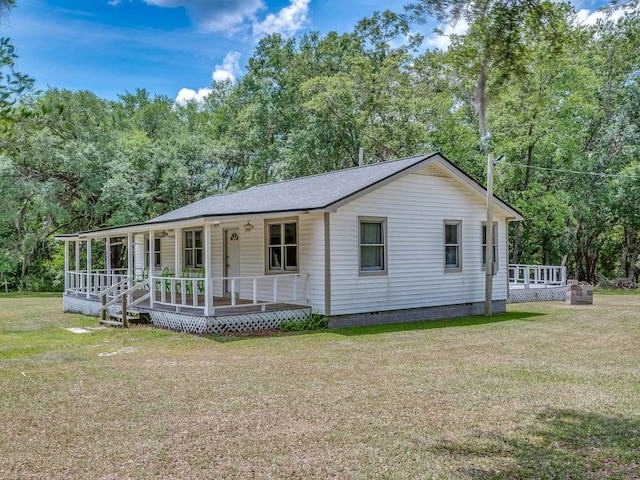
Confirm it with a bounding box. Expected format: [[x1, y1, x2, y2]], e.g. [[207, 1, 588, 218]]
[[149, 230, 155, 309], [105, 237, 111, 274], [63, 240, 69, 293], [175, 227, 182, 275], [127, 232, 133, 285], [149, 230, 155, 273], [86, 238, 92, 299], [74, 239, 80, 293], [204, 224, 213, 316]]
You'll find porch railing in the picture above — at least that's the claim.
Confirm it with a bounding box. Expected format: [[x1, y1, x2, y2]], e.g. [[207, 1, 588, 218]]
[[508, 264, 566, 288], [219, 273, 310, 308], [149, 273, 310, 314], [66, 271, 131, 297]]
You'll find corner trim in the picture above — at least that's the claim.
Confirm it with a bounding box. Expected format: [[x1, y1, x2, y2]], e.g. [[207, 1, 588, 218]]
[[324, 212, 331, 316]]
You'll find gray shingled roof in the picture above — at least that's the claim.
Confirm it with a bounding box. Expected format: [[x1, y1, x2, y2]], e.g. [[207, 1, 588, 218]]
[[147, 153, 438, 224]]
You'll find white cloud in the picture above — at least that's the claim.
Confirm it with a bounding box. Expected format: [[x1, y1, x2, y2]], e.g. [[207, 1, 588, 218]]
[[175, 51, 241, 104], [212, 51, 242, 82], [175, 87, 212, 104], [252, 0, 310, 39], [574, 7, 628, 26], [425, 18, 469, 50], [143, 0, 265, 33]]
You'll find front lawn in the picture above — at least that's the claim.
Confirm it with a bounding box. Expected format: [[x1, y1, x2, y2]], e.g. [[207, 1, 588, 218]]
[[1, 293, 638, 479]]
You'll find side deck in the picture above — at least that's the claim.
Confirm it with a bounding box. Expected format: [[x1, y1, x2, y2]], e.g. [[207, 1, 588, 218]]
[[508, 264, 567, 303]]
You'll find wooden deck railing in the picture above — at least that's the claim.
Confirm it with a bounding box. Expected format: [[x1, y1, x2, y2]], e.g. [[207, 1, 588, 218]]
[[508, 264, 566, 288]]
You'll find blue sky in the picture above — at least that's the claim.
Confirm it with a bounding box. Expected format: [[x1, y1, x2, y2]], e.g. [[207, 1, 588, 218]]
[[6, 0, 616, 102]]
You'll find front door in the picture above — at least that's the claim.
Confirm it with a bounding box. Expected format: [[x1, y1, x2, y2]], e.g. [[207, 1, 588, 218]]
[[224, 229, 240, 295]]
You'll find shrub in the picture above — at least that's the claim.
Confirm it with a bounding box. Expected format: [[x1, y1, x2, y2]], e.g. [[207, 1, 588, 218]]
[[280, 313, 327, 332]]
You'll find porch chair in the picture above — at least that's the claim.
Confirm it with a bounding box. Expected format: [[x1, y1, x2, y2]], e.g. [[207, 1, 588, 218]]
[[135, 266, 150, 289], [156, 267, 171, 293], [177, 267, 191, 295]]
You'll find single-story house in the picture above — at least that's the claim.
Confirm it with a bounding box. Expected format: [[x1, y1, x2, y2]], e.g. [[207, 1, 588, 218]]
[[57, 152, 524, 333]]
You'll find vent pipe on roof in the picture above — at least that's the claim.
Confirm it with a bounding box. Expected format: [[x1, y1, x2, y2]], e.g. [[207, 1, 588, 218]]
[[358, 147, 364, 166]]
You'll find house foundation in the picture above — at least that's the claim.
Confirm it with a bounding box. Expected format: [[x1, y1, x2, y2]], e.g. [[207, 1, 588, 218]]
[[327, 300, 507, 329]]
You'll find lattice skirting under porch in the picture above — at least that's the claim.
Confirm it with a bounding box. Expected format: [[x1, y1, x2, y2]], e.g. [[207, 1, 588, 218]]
[[508, 287, 566, 303], [63, 295, 102, 316], [149, 308, 311, 335]]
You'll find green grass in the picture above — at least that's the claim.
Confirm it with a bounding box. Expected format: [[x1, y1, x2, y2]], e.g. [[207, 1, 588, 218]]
[[1, 293, 639, 479], [594, 286, 640, 295]]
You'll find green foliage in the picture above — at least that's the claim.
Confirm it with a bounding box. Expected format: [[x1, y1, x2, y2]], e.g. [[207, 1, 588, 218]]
[[1, 2, 639, 288], [280, 313, 328, 332]]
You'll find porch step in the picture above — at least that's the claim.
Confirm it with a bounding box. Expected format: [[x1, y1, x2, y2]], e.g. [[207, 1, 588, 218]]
[[99, 311, 151, 327], [99, 319, 125, 327]]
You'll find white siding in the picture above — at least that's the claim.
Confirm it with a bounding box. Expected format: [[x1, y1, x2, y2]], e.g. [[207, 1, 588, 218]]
[[158, 236, 174, 274], [211, 224, 224, 297], [134, 234, 145, 275], [299, 213, 325, 314], [329, 164, 510, 316]]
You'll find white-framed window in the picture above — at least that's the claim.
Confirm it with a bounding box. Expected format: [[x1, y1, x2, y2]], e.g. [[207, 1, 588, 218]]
[[444, 220, 462, 272], [359, 217, 387, 275], [146, 238, 161, 268], [266, 219, 298, 273], [184, 229, 203, 268], [482, 222, 498, 273]]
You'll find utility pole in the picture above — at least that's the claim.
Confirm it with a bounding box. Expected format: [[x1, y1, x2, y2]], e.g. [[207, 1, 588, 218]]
[[484, 151, 494, 317]]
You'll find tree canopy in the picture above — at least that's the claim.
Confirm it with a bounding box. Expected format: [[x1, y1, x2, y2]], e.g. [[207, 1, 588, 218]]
[[0, 1, 639, 290]]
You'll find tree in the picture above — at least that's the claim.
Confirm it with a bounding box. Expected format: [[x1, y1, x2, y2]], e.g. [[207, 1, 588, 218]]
[[404, 0, 569, 313]]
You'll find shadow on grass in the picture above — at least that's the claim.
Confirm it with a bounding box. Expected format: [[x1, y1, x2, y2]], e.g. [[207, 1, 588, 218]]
[[333, 311, 546, 337], [439, 409, 640, 479], [209, 311, 545, 342]]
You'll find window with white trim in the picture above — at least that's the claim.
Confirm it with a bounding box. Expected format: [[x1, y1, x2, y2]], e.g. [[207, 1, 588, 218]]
[[184, 229, 203, 268], [359, 217, 387, 274], [267, 220, 298, 272], [482, 222, 498, 273], [146, 238, 161, 268], [444, 220, 462, 272]]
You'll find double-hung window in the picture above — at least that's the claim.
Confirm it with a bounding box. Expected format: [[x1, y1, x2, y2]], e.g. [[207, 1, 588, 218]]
[[184, 229, 203, 268], [267, 220, 298, 272], [359, 217, 387, 275], [444, 220, 462, 272], [146, 238, 161, 268], [482, 222, 498, 273]]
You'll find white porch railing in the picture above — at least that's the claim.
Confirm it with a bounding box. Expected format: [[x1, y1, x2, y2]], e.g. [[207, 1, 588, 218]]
[[220, 273, 310, 308], [66, 271, 131, 297], [149, 273, 310, 314], [508, 264, 566, 288], [151, 275, 204, 311]]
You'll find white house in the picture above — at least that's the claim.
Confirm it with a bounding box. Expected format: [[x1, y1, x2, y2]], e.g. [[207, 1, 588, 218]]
[[57, 152, 525, 333]]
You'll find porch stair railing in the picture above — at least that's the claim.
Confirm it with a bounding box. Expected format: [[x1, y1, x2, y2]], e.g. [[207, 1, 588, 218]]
[[99, 276, 151, 327]]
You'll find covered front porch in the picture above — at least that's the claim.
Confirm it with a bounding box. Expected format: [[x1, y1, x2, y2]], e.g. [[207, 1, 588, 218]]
[[58, 216, 313, 333]]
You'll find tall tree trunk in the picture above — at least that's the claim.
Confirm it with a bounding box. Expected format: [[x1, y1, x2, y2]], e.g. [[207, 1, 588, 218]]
[[511, 224, 521, 264], [617, 226, 630, 278], [627, 238, 640, 282]]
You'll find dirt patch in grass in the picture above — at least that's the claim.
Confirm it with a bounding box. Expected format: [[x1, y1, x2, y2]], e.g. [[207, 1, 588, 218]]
[[1, 293, 639, 479]]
